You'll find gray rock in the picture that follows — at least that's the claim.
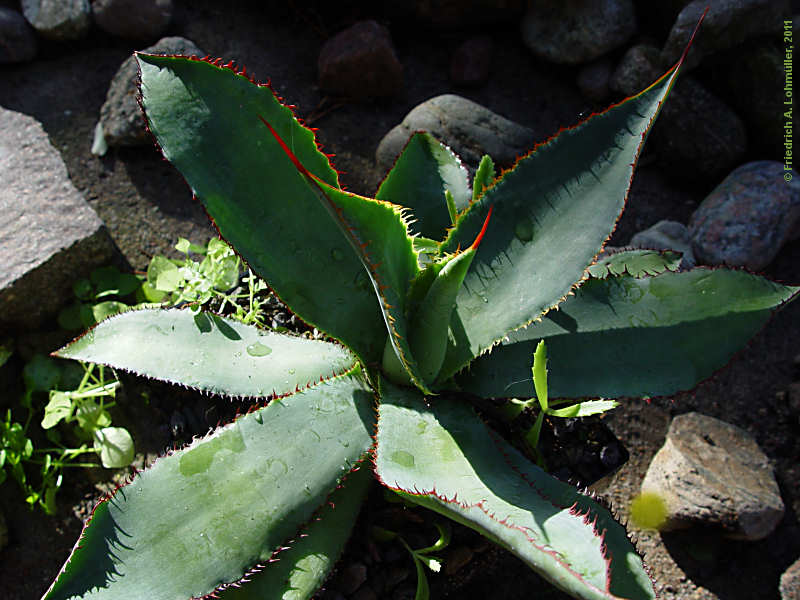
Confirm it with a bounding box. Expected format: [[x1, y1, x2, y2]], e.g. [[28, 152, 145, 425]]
[[21, 0, 90, 41], [0, 107, 115, 331], [318, 20, 402, 99], [689, 161, 800, 271], [521, 0, 637, 65], [450, 35, 493, 87], [97, 36, 204, 150], [641, 412, 784, 540], [576, 58, 613, 102], [629, 220, 695, 268], [661, 0, 790, 70], [609, 44, 663, 96], [376, 94, 535, 171], [92, 0, 173, 40], [781, 556, 800, 600], [651, 75, 747, 182], [0, 8, 37, 63]]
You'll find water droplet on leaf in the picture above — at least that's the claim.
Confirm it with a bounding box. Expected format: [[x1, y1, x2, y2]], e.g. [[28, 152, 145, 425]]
[[390, 450, 415, 468], [514, 218, 534, 243], [246, 342, 272, 357]]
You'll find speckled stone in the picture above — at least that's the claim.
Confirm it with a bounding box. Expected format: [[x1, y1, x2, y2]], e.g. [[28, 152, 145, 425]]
[[781, 556, 800, 600], [0, 107, 115, 331], [689, 161, 800, 271], [641, 412, 784, 540]]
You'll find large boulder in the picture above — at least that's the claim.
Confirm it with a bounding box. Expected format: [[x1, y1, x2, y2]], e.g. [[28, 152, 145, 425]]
[[376, 94, 535, 171], [0, 107, 116, 331], [689, 161, 800, 271], [641, 412, 784, 540]]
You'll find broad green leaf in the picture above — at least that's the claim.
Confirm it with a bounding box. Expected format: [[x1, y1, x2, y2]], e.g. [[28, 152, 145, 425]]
[[457, 269, 799, 399], [93, 427, 135, 468], [41, 392, 72, 429], [435, 56, 690, 381], [44, 370, 375, 600], [55, 309, 357, 399], [147, 255, 181, 293], [376, 132, 470, 240], [548, 400, 619, 418], [375, 381, 654, 600], [137, 54, 385, 364], [219, 465, 371, 600]]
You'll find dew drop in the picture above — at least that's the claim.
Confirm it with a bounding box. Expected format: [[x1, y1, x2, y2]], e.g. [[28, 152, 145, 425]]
[[390, 450, 415, 468], [514, 218, 534, 243], [246, 342, 272, 357]]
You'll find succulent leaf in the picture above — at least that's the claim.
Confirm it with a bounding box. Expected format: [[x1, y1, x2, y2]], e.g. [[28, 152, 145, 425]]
[[434, 51, 692, 381], [374, 380, 655, 600], [408, 207, 493, 385], [458, 269, 799, 399], [137, 54, 385, 365], [218, 466, 371, 600], [259, 118, 430, 390], [586, 248, 683, 279], [54, 309, 356, 399], [44, 369, 375, 600], [376, 132, 471, 240]]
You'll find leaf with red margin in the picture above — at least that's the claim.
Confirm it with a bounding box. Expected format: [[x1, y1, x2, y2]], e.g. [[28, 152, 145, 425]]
[[374, 379, 655, 600], [43, 367, 375, 600], [433, 13, 706, 383], [137, 53, 385, 367], [54, 308, 357, 400], [259, 118, 431, 393]]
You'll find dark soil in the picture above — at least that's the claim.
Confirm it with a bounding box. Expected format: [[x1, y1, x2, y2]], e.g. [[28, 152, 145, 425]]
[[1, 2, 798, 599]]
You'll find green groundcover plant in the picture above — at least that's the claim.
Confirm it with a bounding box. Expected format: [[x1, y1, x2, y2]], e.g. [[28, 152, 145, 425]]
[[43, 17, 797, 600]]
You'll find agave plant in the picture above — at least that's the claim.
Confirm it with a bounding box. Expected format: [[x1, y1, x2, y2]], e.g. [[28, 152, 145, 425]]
[[43, 17, 797, 600]]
